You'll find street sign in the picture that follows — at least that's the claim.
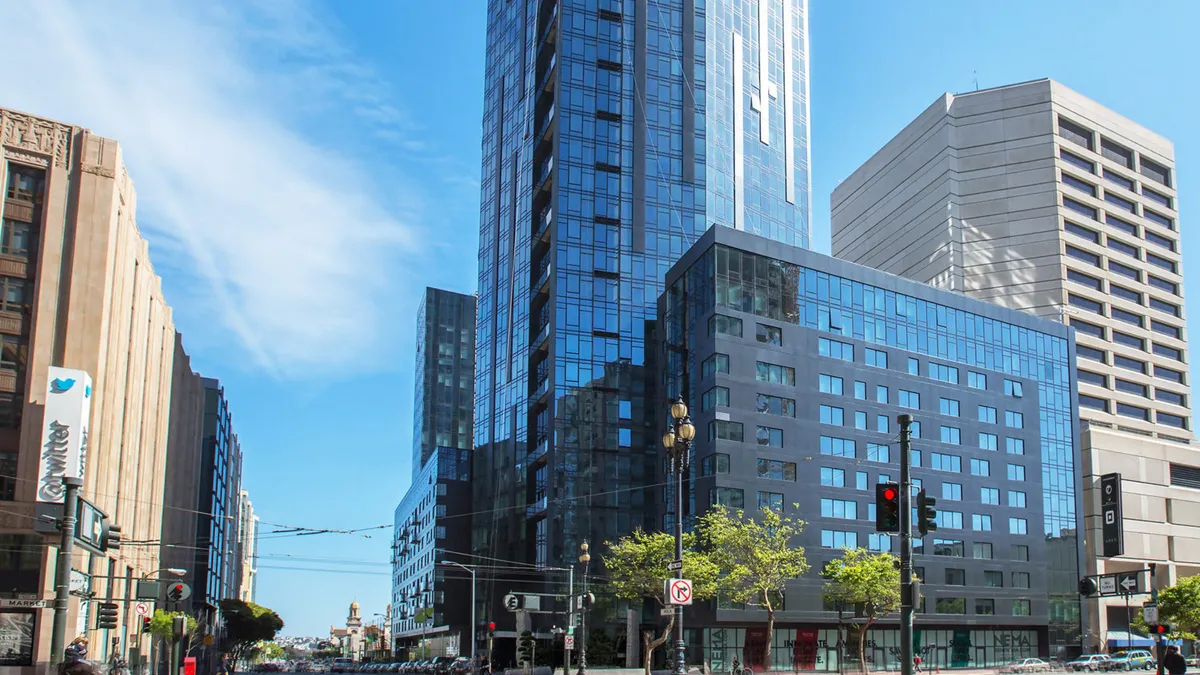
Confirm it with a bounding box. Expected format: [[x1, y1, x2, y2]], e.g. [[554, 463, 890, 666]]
[[1118, 572, 1140, 594], [666, 578, 693, 606], [659, 608, 674, 616], [1099, 575, 1118, 596], [136, 581, 161, 601], [503, 594, 520, 611], [135, 602, 150, 616], [1101, 473, 1124, 558], [69, 570, 88, 594], [0, 599, 50, 609], [1144, 605, 1159, 624], [564, 635, 575, 650], [667, 560, 683, 572]]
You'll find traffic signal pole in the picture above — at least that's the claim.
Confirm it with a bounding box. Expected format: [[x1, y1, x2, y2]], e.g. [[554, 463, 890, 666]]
[[898, 414, 914, 675], [1151, 564, 1162, 675], [50, 476, 84, 665]]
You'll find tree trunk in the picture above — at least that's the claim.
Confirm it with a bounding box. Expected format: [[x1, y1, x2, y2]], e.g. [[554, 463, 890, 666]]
[[763, 589, 775, 671], [643, 616, 675, 675], [857, 619, 874, 674]]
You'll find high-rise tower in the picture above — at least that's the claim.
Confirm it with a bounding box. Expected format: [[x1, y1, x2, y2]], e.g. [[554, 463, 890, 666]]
[[472, 0, 813, 607]]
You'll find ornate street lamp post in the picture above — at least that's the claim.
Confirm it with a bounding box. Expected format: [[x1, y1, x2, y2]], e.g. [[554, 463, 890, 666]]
[[662, 396, 695, 675], [577, 542, 591, 675]]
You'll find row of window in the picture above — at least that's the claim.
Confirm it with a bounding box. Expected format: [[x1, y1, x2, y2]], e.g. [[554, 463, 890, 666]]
[[1058, 115, 1172, 189], [1076, 368, 1188, 407], [1063, 223, 1178, 276], [1063, 237, 1180, 297], [1059, 137, 1174, 204], [1060, 173, 1177, 238]]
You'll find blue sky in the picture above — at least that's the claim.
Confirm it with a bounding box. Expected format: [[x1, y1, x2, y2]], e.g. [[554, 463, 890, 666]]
[[0, 0, 1197, 637]]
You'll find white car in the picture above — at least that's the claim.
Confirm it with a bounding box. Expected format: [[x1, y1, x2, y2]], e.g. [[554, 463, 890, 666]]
[[1003, 658, 1050, 673]]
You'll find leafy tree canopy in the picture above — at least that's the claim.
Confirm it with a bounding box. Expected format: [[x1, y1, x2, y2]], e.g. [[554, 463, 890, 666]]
[[698, 505, 809, 610], [605, 528, 719, 604], [821, 548, 901, 617], [220, 599, 285, 663]]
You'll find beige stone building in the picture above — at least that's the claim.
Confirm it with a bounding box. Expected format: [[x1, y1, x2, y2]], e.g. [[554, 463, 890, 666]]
[[830, 79, 1198, 648], [1081, 425, 1200, 650], [0, 107, 177, 668]]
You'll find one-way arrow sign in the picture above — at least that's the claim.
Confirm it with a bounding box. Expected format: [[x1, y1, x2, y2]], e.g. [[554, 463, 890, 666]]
[[1118, 573, 1140, 594]]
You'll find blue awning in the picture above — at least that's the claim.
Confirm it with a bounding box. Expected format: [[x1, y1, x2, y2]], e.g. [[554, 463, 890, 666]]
[[1106, 631, 1183, 648]]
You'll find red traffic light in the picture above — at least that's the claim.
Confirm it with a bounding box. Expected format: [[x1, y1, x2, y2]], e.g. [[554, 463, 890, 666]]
[[1154, 625, 1168, 634], [883, 487, 897, 501], [487, 622, 496, 631]]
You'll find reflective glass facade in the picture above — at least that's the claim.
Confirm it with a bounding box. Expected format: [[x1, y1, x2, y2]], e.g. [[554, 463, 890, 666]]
[[194, 380, 243, 615], [413, 288, 477, 470], [662, 228, 1083, 656], [472, 0, 813, 611]]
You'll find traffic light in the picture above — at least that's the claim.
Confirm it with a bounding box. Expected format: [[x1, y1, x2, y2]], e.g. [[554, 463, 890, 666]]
[[1078, 577, 1097, 597], [96, 602, 119, 629], [517, 630, 535, 665], [1151, 624, 1172, 636], [167, 584, 185, 602], [875, 482, 900, 533], [142, 617, 152, 634], [917, 489, 938, 536], [100, 522, 122, 552], [487, 622, 495, 637]]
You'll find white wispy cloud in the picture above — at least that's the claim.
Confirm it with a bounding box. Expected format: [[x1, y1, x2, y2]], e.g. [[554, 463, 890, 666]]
[[0, 0, 431, 375]]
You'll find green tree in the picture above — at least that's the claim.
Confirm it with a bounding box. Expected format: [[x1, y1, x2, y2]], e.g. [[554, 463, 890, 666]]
[[821, 549, 902, 670], [220, 599, 285, 668], [605, 528, 719, 674], [1130, 575, 1200, 642], [261, 643, 286, 661], [698, 505, 810, 669], [148, 609, 201, 667]]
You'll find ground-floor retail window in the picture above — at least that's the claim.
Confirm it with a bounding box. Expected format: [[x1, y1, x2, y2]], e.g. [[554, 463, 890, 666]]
[[701, 627, 1040, 671]]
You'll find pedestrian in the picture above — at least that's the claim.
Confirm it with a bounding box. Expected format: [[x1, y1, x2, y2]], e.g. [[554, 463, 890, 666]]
[[1163, 646, 1187, 675], [914, 655, 922, 673]]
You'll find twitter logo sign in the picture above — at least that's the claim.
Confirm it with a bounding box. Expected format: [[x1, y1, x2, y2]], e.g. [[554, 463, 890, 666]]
[[50, 378, 76, 394]]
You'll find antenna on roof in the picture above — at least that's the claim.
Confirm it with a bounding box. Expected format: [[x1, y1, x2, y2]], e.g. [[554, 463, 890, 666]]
[[973, 70, 979, 91]]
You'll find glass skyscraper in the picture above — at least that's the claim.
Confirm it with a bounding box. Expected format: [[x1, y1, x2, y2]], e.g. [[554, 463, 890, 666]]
[[413, 287, 477, 471], [472, 0, 813, 604]]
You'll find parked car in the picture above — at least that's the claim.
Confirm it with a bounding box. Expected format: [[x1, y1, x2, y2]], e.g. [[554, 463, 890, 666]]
[[1069, 655, 1113, 672], [1105, 651, 1156, 671], [1002, 658, 1051, 673]]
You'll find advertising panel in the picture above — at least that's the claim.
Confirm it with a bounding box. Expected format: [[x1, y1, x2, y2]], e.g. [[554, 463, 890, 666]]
[[36, 367, 92, 503], [0, 611, 35, 666]]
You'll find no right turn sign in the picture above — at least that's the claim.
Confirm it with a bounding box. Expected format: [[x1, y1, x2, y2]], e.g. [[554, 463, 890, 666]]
[[666, 578, 693, 606]]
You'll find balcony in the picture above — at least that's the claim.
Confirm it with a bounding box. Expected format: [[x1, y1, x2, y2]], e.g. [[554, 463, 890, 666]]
[[530, 321, 550, 352], [533, 206, 553, 244], [535, 103, 555, 144], [538, 53, 557, 95], [531, 374, 550, 403], [532, 263, 551, 295], [535, 156, 554, 193], [527, 437, 549, 465], [539, 2, 558, 47], [526, 495, 549, 518]]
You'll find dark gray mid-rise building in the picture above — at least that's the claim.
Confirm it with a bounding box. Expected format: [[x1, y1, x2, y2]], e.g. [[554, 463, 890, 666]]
[[391, 447, 474, 657], [472, 0, 814, 623], [659, 227, 1082, 670], [413, 288, 476, 470]]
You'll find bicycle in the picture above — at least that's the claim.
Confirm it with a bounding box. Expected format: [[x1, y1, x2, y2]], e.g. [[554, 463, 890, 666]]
[[732, 664, 754, 675], [107, 656, 129, 675]]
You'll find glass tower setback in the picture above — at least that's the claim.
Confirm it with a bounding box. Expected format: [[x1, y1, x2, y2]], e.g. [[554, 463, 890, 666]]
[[413, 288, 477, 471], [473, 0, 812, 595]]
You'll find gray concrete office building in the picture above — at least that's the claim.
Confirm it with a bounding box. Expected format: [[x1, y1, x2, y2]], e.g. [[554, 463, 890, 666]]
[[413, 287, 476, 470], [660, 227, 1081, 668], [831, 78, 1187, 440], [830, 78, 1198, 650]]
